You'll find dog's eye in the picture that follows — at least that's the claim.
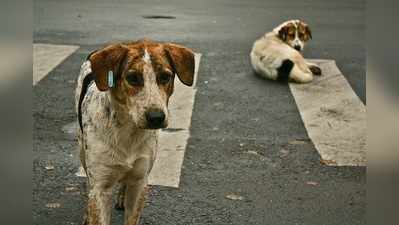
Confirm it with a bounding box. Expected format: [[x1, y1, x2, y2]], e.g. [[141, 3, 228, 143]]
[[125, 72, 143, 86], [158, 72, 172, 85]]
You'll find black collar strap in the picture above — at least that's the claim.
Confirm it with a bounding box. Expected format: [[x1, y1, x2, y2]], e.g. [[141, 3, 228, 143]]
[[78, 72, 94, 132]]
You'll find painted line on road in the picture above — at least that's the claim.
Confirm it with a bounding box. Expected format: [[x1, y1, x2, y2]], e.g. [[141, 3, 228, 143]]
[[289, 59, 366, 166], [33, 43, 79, 85]]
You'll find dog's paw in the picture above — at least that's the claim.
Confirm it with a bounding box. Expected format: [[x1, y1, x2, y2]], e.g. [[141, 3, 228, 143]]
[[309, 65, 322, 76]]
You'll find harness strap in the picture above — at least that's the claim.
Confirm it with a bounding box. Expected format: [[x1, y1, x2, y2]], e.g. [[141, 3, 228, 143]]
[[78, 72, 94, 132]]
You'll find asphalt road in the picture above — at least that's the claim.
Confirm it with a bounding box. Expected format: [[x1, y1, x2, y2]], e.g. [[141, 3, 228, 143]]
[[33, 1, 366, 225]]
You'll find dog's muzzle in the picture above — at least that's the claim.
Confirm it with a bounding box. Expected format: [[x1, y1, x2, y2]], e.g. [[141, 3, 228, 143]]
[[294, 45, 301, 51], [145, 110, 166, 129]]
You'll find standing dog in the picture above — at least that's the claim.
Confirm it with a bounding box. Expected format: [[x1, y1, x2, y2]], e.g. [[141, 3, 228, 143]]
[[250, 20, 322, 83], [75, 39, 195, 225]]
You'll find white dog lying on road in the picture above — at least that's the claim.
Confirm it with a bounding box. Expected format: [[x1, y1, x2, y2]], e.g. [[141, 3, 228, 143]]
[[250, 19, 322, 83]]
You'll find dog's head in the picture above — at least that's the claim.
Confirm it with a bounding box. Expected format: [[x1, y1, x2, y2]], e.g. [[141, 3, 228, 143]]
[[274, 20, 312, 52], [88, 39, 195, 129]]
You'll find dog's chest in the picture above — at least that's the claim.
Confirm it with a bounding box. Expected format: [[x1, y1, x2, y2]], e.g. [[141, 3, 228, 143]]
[[91, 125, 157, 161], [81, 87, 158, 177], [120, 131, 158, 168], [114, 132, 158, 182], [84, 127, 158, 182]]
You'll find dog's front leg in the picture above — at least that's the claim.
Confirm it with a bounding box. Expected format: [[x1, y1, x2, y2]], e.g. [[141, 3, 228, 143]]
[[85, 187, 113, 225], [124, 179, 148, 225]]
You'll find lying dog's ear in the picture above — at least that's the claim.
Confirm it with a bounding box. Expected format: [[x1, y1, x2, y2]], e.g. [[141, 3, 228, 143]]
[[299, 21, 312, 41], [278, 26, 289, 41], [88, 44, 128, 91], [165, 44, 195, 86], [305, 25, 312, 40]]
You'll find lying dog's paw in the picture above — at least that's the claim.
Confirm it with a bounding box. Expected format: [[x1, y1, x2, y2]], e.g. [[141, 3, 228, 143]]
[[309, 65, 322, 76]]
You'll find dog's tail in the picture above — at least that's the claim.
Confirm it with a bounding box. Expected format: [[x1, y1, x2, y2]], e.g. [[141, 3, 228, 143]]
[[276, 59, 313, 83], [276, 59, 294, 82], [250, 51, 296, 82], [77, 72, 94, 133]]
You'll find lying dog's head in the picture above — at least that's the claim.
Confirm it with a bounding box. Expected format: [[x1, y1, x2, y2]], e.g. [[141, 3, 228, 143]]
[[88, 39, 195, 129], [274, 20, 312, 52]]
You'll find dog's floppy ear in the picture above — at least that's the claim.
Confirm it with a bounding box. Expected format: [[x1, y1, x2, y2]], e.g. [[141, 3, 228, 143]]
[[278, 26, 289, 41], [88, 44, 128, 91], [305, 25, 312, 40], [299, 21, 312, 40], [164, 44, 195, 86]]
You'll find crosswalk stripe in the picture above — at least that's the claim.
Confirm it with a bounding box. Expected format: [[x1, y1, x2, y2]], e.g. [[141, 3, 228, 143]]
[[33, 44, 79, 85], [289, 59, 366, 166]]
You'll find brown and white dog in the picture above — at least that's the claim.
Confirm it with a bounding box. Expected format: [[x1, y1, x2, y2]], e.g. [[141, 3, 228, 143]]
[[75, 39, 195, 225], [250, 20, 322, 83]]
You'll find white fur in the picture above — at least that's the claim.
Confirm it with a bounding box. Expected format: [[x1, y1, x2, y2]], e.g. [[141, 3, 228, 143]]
[[143, 48, 151, 64]]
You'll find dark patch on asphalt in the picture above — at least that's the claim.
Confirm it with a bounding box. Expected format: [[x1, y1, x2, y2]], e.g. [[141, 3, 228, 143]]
[[142, 15, 176, 19]]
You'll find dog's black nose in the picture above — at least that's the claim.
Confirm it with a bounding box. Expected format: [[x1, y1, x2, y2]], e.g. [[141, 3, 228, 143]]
[[145, 110, 166, 129], [294, 45, 301, 51]]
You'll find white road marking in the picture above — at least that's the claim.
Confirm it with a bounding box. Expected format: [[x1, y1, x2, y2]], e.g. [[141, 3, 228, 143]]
[[60, 53, 202, 187], [148, 53, 201, 187], [33, 43, 79, 85], [289, 59, 366, 166]]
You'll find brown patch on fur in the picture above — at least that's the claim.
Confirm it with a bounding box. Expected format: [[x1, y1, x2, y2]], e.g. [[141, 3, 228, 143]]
[[164, 44, 195, 86], [278, 21, 312, 43], [89, 44, 129, 91], [91, 40, 194, 107], [298, 22, 312, 41], [114, 47, 146, 103], [89, 39, 195, 92], [146, 44, 176, 98], [278, 22, 296, 42], [86, 198, 100, 225]]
